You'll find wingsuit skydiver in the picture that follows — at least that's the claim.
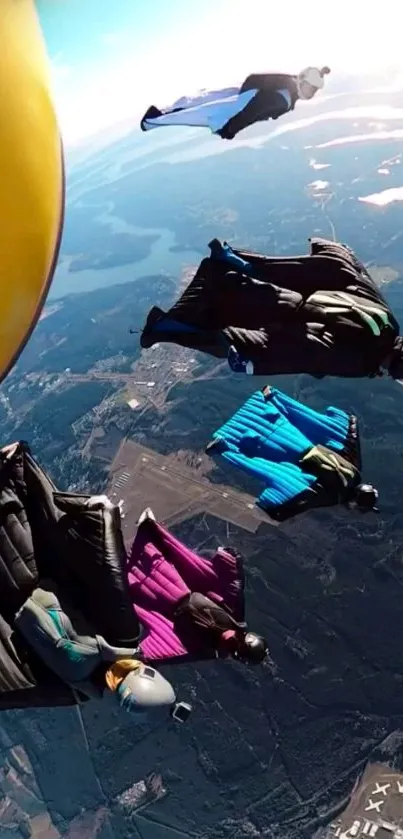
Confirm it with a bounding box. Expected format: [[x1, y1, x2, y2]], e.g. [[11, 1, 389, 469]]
[[0, 441, 190, 721], [127, 508, 269, 666], [207, 386, 378, 521], [9, 507, 268, 718], [207, 386, 379, 522], [140, 237, 403, 382], [140, 66, 330, 140]]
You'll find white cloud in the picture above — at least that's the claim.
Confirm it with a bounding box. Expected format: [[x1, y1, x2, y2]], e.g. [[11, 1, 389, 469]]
[[359, 187, 403, 207]]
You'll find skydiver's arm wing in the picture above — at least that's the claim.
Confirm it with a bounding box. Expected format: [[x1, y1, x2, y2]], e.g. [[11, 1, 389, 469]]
[[207, 441, 280, 496], [209, 547, 246, 622], [222, 89, 289, 138], [219, 449, 277, 483], [218, 451, 316, 516], [228, 324, 372, 378], [135, 606, 197, 665], [140, 305, 229, 357], [228, 323, 324, 377], [207, 435, 317, 517], [225, 328, 271, 371], [257, 464, 318, 521], [256, 462, 315, 505], [239, 73, 296, 95], [170, 88, 241, 109]]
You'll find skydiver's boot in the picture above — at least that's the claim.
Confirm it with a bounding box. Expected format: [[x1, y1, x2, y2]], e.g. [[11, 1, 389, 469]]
[[140, 306, 166, 348], [141, 105, 163, 131], [138, 507, 156, 525], [208, 240, 252, 273]]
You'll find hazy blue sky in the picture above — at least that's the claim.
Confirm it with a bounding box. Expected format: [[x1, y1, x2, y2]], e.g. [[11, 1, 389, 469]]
[[37, 0, 402, 146], [39, 0, 213, 73]]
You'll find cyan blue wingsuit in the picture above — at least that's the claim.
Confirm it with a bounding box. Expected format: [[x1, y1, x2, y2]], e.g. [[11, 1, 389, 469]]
[[206, 386, 367, 521]]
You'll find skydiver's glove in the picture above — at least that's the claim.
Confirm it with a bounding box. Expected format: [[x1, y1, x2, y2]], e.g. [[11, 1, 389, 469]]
[[228, 345, 254, 374]]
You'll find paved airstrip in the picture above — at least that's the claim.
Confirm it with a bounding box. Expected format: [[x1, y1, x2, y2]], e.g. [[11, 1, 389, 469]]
[[107, 437, 270, 542]]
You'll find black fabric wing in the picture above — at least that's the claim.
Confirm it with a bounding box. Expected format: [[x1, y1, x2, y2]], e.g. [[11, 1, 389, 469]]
[[53, 494, 140, 647]]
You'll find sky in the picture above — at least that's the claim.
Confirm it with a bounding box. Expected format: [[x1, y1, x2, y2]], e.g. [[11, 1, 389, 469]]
[[37, 0, 403, 146]]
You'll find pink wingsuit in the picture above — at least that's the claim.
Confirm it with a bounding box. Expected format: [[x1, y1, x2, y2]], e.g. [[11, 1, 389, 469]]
[[126, 509, 245, 663]]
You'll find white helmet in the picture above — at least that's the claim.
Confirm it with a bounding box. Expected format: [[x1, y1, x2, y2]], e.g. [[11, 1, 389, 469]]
[[117, 663, 192, 723], [297, 66, 330, 99]]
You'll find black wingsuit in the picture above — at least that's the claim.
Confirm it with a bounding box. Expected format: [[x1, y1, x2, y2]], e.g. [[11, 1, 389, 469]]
[[141, 238, 403, 379], [141, 73, 300, 139]]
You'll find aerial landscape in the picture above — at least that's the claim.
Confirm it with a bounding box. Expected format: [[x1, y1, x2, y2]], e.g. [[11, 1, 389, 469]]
[[2, 2, 403, 838]]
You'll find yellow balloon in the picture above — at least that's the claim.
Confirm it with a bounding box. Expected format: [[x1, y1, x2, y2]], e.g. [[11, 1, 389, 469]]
[[0, 0, 64, 382]]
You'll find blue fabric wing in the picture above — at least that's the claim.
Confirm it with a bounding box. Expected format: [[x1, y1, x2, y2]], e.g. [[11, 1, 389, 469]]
[[221, 451, 317, 512], [207, 388, 318, 515], [257, 463, 317, 512], [206, 386, 354, 517], [267, 388, 351, 454]]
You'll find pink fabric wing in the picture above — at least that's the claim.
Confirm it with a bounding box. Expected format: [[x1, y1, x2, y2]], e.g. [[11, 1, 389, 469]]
[[128, 523, 190, 618], [152, 521, 245, 620], [135, 604, 188, 662]]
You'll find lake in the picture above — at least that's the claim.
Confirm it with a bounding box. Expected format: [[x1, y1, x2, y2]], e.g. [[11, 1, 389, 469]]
[[50, 210, 202, 299]]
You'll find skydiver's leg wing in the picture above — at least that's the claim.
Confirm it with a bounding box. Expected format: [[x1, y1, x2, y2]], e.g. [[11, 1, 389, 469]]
[[216, 448, 318, 521], [141, 89, 256, 133]]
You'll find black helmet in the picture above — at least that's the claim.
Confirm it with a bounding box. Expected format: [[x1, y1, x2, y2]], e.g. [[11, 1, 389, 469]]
[[234, 632, 269, 665], [350, 483, 379, 513]]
